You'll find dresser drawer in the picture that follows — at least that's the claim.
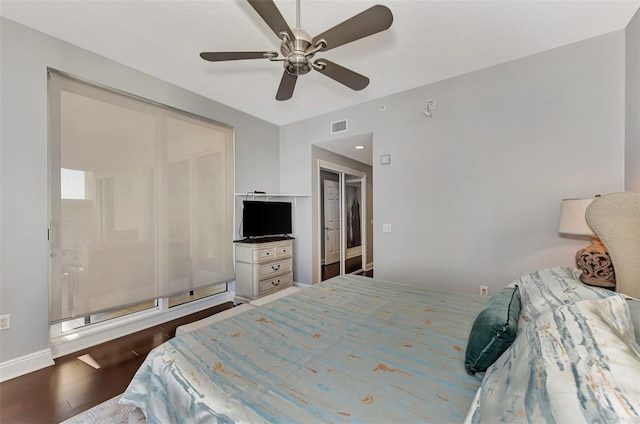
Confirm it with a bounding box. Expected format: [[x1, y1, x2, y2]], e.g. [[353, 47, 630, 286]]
[[258, 257, 292, 279], [276, 244, 292, 257], [257, 247, 278, 261], [259, 272, 292, 295]]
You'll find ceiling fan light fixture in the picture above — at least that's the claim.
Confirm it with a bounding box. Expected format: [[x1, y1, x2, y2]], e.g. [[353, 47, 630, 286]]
[[285, 55, 312, 76], [282, 29, 314, 75]]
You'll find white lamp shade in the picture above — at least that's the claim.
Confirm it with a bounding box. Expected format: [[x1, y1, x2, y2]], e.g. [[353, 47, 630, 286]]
[[559, 198, 595, 236]]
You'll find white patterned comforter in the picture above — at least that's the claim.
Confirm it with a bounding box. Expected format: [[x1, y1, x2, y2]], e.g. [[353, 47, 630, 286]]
[[470, 267, 640, 423]]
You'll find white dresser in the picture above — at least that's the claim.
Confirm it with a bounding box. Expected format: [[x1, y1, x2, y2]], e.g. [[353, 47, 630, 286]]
[[234, 238, 294, 302]]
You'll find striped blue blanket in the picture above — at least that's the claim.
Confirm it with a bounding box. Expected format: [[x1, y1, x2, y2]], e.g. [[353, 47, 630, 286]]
[[120, 275, 487, 423]]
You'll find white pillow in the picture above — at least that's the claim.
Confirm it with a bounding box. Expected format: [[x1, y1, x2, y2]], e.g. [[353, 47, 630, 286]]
[[510, 267, 613, 332], [628, 298, 640, 344], [473, 294, 640, 423]]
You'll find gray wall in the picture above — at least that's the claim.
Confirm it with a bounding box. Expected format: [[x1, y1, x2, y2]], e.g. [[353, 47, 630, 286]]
[[281, 31, 626, 291], [627, 8, 640, 191], [0, 18, 280, 364]]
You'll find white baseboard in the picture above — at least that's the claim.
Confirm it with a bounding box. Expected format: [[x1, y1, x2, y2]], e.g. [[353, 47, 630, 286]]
[[294, 281, 312, 288], [1, 291, 234, 382], [0, 348, 54, 383]]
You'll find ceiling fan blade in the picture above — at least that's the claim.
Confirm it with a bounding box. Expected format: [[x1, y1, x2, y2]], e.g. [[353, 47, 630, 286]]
[[312, 5, 393, 51], [313, 59, 369, 91], [247, 0, 294, 42], [200, 51, 277, 61], [276, 71, 297, 101]]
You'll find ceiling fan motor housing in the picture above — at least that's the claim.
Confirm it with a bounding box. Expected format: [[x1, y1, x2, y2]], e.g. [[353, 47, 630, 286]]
[[281, 29, 314, 75]]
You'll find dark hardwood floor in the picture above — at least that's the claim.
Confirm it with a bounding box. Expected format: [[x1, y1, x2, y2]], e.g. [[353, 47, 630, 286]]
[[321, 257, 373, 280], [0, 301, 233, 424]]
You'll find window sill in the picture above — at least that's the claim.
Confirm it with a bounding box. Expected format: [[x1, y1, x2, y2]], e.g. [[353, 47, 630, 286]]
[[50, 290, 233, 358]]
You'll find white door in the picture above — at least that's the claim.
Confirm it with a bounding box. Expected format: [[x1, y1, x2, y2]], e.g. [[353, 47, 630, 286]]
[[323, 180, 340, 265]]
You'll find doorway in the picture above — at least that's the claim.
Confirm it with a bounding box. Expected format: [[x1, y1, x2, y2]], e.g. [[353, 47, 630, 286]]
[[318, 162, 366, 281]]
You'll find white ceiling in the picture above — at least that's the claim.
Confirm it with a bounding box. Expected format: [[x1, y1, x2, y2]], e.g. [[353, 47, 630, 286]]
[[1, 0, 639, 129]]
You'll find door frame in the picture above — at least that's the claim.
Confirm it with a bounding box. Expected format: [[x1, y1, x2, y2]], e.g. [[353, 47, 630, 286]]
[[316, 159, 367, 282]]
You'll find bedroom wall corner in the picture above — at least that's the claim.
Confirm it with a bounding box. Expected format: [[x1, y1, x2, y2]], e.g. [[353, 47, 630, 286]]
[[626, 7, 640, 192]]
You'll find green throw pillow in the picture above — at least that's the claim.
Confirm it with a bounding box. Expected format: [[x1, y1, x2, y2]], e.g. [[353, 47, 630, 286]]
[[465, 285, 521, 375]]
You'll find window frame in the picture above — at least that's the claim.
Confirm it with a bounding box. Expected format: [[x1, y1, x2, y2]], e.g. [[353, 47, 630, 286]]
[[48, 68, 236, 353]]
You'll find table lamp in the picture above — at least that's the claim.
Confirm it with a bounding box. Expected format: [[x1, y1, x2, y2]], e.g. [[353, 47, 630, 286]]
[[558, 197, 616, 288]]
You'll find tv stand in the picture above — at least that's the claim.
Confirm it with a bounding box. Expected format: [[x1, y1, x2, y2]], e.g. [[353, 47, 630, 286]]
[[234, 238, 294, 302], [235, 235, 294, 244]]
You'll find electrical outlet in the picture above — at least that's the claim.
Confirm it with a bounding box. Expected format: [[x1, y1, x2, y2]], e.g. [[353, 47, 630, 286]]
[[480, 286, 489, 297], [0, 314, 10, 330]]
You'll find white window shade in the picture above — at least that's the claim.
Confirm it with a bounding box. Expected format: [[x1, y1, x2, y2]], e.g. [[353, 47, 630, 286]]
[[161, 115, 235, 297], [49, 71, 234, 323]]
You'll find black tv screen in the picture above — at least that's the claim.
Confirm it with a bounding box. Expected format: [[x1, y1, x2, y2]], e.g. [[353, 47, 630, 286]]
[[242, 200, 292, 238]]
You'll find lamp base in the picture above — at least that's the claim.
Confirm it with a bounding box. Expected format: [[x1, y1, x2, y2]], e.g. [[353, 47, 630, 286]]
[[575, 236, 616, 289]]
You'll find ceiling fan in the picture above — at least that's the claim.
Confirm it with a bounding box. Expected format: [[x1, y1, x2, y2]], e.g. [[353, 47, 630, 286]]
[[200, 0, 393, 101]]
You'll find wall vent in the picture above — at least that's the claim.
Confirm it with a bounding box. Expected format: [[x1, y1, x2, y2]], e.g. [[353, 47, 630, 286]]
[[331, 119, 348, 134]]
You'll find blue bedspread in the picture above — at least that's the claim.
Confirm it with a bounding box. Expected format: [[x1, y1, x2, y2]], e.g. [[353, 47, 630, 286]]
[[120, 275, 487, 423]]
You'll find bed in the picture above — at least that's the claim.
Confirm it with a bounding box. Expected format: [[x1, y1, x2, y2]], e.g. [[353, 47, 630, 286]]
[[121, 275, 488, 423], [121, 192, 640, 423]]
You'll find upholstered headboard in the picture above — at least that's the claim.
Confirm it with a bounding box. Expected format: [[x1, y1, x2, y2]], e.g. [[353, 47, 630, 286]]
[[586, 192, 640, 299]]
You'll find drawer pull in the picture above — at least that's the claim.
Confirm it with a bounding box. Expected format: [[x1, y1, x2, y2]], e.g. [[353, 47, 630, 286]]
[[265, 252, 270, 256], [272, 280, 281, 286], [271, 264, 281, 271]]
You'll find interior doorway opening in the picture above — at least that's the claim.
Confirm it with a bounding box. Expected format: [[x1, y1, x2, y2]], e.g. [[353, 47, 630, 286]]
[[318, 162, 367, 281]]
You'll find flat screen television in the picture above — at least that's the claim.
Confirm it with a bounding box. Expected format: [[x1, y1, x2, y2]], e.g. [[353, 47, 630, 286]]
[[242, 200, 292, 239]]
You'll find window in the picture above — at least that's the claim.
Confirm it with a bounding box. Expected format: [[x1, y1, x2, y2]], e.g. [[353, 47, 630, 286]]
[[48, 70, 234, 325], [60, 168, 86, 200]]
